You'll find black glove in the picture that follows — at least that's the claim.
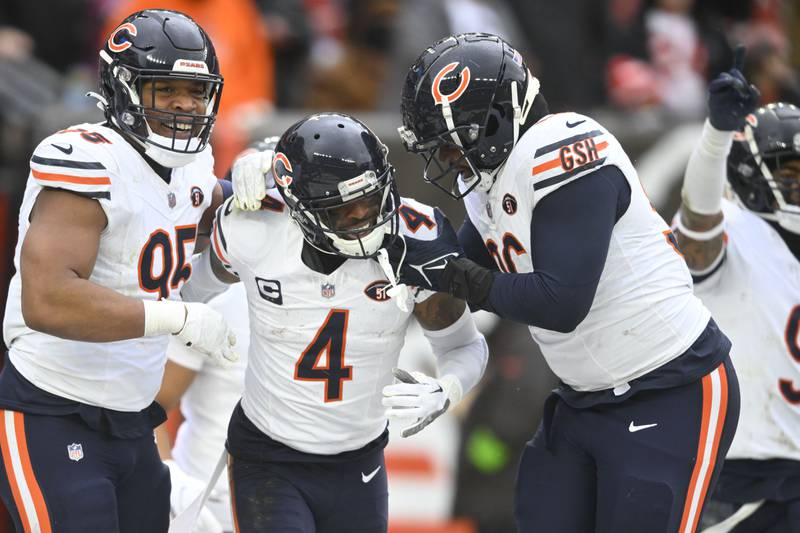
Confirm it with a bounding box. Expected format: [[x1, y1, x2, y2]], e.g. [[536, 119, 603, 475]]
[[440, 257, 495, 311], [708, 45, 760, 131], [383, 209, 462, 291]]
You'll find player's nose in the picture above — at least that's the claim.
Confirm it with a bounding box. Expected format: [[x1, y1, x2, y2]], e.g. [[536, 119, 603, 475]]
[[437, 146, 459, 164], [169, 90, 197, 112]]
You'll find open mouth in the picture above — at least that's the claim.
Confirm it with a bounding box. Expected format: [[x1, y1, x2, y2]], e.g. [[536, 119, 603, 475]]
[[342, 221, 374, 240], [160, 121, 195, 139]]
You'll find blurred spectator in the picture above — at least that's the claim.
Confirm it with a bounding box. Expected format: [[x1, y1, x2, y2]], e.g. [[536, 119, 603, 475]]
[[607, 0, 707, 119], [103, 0, 275, 176], [305, 0, 394, 110], [255, 0, 312, 108], [0, 0, 98, 73], [0, 27, 32, 61], [726, 0, 800, 106], [742, 41, 800, 105], [382, 0, 527, 112], [508, 0, 609, 111]]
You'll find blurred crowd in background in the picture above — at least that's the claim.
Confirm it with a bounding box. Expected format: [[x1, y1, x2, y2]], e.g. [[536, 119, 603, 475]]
[[0, 1, 798, 531]]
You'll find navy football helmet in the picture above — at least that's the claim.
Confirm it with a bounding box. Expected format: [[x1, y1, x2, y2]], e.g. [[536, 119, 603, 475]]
[[399, 33, 540, 199], [95, 9, 223, 167], [728, 102, 800, 233], [272, 113, 400, 258]]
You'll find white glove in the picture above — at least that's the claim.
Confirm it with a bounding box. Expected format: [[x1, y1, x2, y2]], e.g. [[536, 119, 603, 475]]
[[177, 303, 238, 368], [382, 368, 463, 437], [231, 148, 274, 211], [165, 460, 223, 533]]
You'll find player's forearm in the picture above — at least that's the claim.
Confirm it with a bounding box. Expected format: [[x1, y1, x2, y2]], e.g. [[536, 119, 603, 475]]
[[424, 308, 488, 397], [21, 275, 149, 341], [680, 120, 732, 218], [154, 424, 174, 460], [675, 120, 729, 271], [488, 272, 596, 332]]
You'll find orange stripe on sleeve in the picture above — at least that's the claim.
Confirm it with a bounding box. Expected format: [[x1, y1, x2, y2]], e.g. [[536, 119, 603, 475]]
[[0, 411, 31, 532], [31, 169, 110, 186], [596, 141, 609, 151], [531, 157, 562, 176], [14, 412, 51, 533]]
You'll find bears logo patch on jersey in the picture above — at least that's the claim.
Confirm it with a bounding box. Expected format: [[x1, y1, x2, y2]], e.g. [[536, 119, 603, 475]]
[[364, 280, 392, 302]]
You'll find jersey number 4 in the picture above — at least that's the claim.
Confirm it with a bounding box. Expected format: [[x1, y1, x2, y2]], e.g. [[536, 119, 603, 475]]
[[138, 225, 197, 300], [295, 309, 353, 402]]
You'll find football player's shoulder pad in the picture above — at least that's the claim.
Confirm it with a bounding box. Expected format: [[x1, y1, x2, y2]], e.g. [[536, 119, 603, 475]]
[[398, 196, 448, 242], [212, 189, 287, 267], [29, 123, 126, 199], [508, 112, 617, 202]]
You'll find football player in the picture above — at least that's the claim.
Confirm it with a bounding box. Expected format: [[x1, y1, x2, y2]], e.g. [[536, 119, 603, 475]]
[[0, 10, 236, 533], [192, 112, 488, 532], [396, 33, 740, 532], [675, 50, 800, 532]]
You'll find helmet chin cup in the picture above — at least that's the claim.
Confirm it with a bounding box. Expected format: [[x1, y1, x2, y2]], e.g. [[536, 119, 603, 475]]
[[474, 168, 499, 193], [328, 225, 388, 257], [143, 129, 203, 168]]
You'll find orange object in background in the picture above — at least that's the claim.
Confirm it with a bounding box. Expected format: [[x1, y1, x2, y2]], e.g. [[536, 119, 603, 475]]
[[389, 520, 475, 533], [101, 0, 275, 176]]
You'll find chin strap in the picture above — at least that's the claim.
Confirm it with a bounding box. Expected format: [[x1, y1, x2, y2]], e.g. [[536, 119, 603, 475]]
[[85, 91, 109, 113], [377, 247, 411, 312]]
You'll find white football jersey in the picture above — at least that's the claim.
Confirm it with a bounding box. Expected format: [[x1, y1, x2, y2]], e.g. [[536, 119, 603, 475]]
[[212, 193, 440, 455], [3, 123, 217, 411], [463, 112, 710, 391], [167, 282, 249, 530], [692, 199, 800, 460]]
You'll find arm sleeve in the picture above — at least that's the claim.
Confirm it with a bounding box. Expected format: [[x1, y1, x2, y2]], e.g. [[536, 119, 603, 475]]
[[487, 165, 631, 333], [422, 308, 488, 401], [180, 249, 232, 303], [680, 119, 732, 216], [458, 216, 499, 270]]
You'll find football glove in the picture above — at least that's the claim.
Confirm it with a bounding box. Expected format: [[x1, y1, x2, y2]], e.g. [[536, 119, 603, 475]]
[[708, 45, 760, 131], [177, 303, 238, 368], [382, 210, 462, 291], [440, 257, 495, 311], [165, 460, 223, 533], [382, 368, 462, 438], [231, 147, 275, 211]]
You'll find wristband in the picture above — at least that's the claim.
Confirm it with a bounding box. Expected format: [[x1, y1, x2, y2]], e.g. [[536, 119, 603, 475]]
[[142, 299, 186, 336]]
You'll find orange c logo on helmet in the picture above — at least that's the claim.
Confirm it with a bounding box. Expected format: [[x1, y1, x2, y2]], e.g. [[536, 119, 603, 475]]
[[431, 62, 471, 106], [272, 152, 293, 187], [108, 23, 138, 53]]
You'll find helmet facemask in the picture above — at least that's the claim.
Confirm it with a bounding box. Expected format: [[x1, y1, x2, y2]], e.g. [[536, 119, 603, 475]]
[[739, 125, 800, 234], [99, 49, 223, 168], [399, 70, 539, 200], [283, 167, 401, 259]]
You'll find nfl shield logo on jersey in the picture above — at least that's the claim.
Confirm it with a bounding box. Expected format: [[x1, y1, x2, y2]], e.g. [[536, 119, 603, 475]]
[[67, 443, 84, 462], [321, 282, 335, 298]]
